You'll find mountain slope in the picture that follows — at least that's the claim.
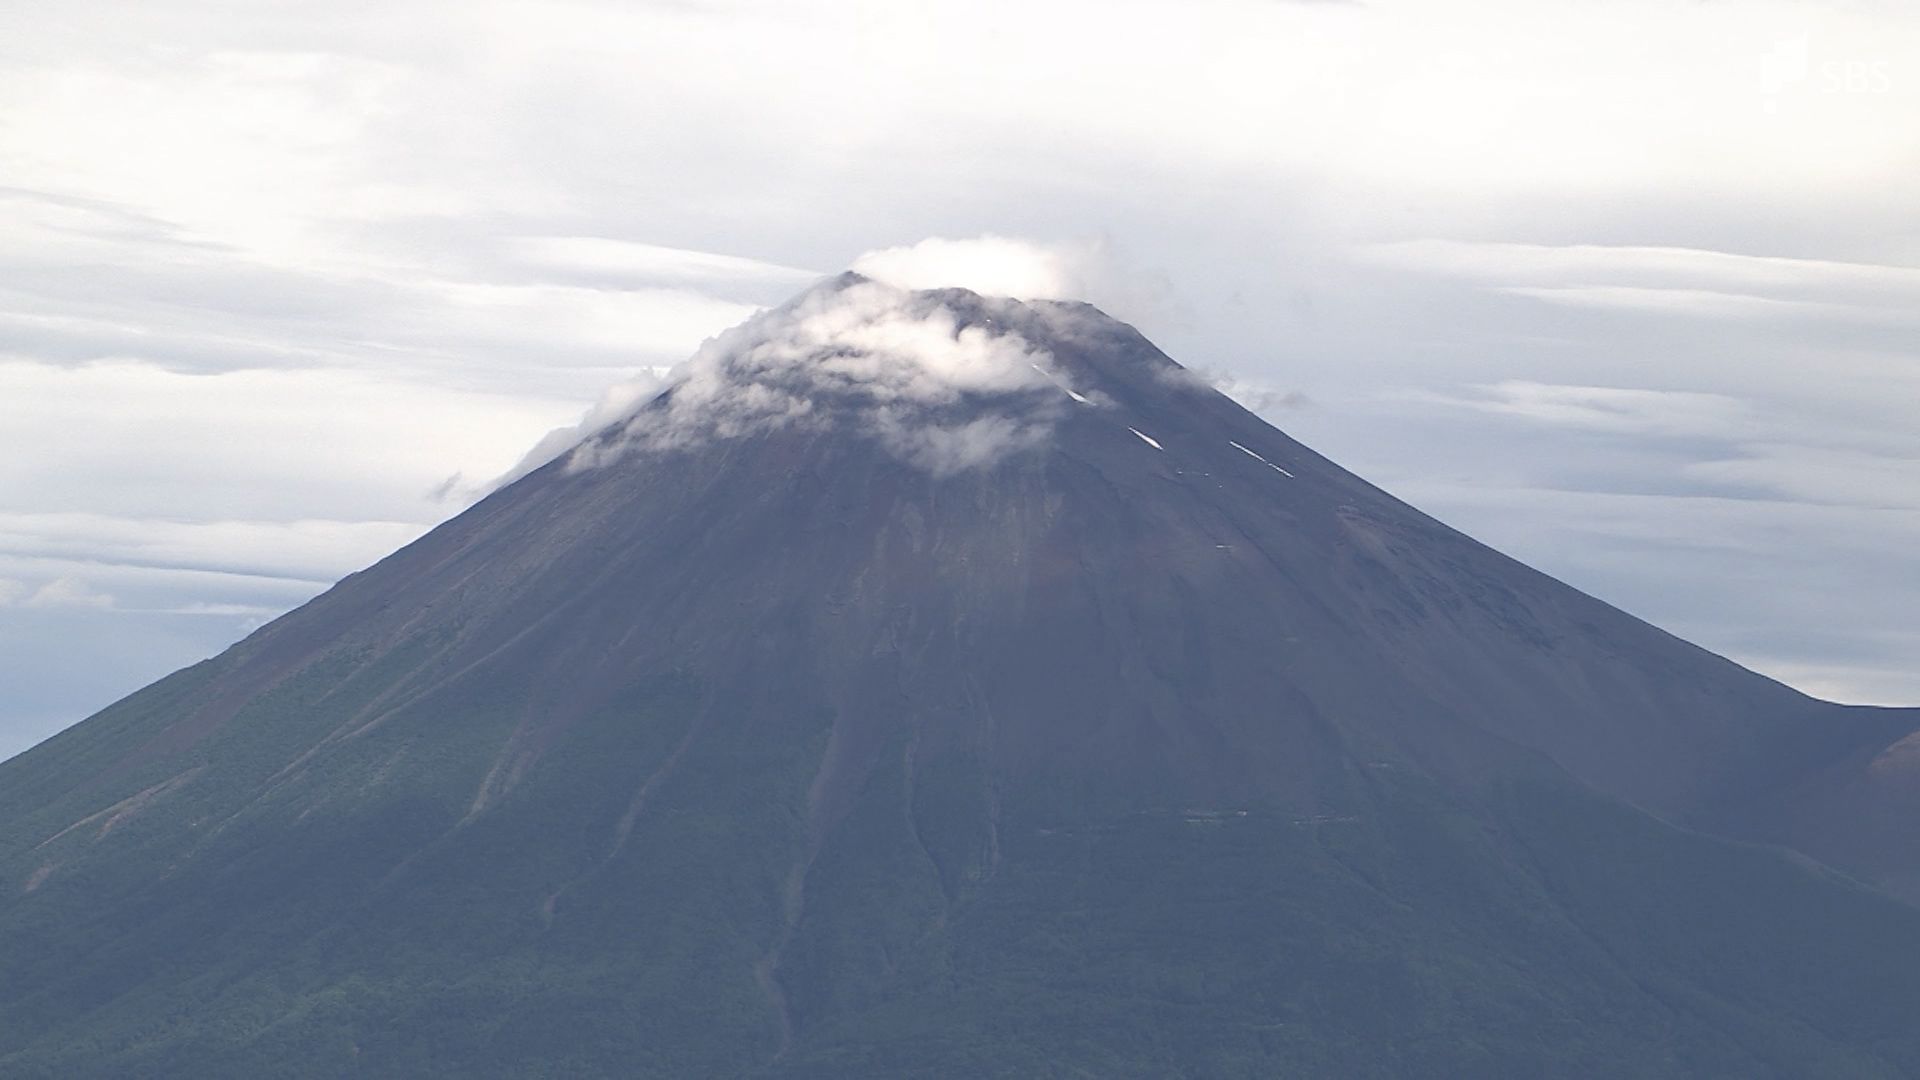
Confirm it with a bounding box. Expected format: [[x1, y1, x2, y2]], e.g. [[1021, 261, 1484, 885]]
[[2, 275, 1916, 1076]]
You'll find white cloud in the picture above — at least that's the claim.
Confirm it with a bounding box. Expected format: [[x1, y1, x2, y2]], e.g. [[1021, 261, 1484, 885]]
[[870, 410, 1054, 477], [0, 359, 576, 522], [0, 185, 766, 389], [19, 577, 114, 610], [1200, 372, 1314, 418], [414, 281, 761, 368], [497, 367, 673, 486], [1364, 239, 1920, 324], [849, 235, 1182, 346], [1438, 381, 1753, 438], [0, 552, 322, 630], [0, 512, 421, 585], [509, 237, 819, 289], [712, 279, 1050, 398], [125, 601, 287, 617], [1364, 240, 1920, 298], [1496, 285, 1914, 325], [577, 276, 1076, 475], [852, 236, 1088, 300]]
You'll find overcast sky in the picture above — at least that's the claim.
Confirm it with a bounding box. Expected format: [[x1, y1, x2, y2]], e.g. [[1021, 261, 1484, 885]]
[[2, 0, 1916, 761]]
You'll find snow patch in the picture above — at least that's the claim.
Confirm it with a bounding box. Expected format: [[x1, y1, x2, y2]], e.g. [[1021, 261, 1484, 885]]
[[1028, 362, 1093, 404], [1128, 427, 1164, 450], [1229, 439, 1294, 478]]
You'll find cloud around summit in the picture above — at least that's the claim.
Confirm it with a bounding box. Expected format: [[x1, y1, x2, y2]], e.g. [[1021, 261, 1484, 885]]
[[512, 236, 1177, 482], [565, 277, 1079, 477], [851, 237, 1090, 300]]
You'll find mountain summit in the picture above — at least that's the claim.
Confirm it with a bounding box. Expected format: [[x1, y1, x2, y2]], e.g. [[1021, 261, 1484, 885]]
[[4, 276, 1919, 1077]]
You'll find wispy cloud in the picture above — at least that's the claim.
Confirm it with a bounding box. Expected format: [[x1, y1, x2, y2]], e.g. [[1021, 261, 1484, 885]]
[[1365, 240, 1920, 298], [508, 237, 819, 290], [1433, 381, 1753, 438], [1685, 444, 1920, 511], [0, 512, 420, 585], [0, 576, 115, 611], [1495, 286, 1916, 325], [495, 368, 674, 487], [1365, 239, 1920, 324]]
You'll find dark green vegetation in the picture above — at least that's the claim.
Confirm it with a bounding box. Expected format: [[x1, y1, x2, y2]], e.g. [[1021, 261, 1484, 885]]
[[4, 278, 1919, 1076]]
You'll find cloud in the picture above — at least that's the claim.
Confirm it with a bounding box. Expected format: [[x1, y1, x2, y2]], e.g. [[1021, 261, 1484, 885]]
[[1198, 372, 1314, 418], [0, 512, 419, 585], [1364, 239, 1920, 324], [15, 577, 115, 611], [0, 550, 322, 632], [1364, 240, 1920, 298], [852, 236, 1089, 300], [1495, 286, 1914, 325], [1685, 445, 1920, 511], [574, 276, 1077, 476], [849, 235, 1180, 328], [1436, 381, 1752, 438], [0, 359, 576, 523], [0, 186, 766, 390], [496, 367, 673, 486], [508, 237, 820, 291], [870, 411, 1055, 476], [0, 575, 276, 617], [125, 601, 287, 617]]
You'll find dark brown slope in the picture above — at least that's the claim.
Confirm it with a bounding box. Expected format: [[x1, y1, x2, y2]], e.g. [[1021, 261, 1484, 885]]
[[1, 276, 1917, 1076]]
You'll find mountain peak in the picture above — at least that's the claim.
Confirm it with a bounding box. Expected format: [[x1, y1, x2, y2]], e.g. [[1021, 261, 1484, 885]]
[[567, 274, 1156, 476], [10, 274, 1920, 1076]]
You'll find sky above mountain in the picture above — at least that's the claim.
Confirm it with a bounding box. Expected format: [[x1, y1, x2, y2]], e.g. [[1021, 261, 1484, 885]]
[[2, 0, 1917, 759]]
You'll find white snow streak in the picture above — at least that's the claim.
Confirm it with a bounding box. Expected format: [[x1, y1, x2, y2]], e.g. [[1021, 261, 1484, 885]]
[[1128, 427, 1163, 450], [1029, 362, 1092, 404], [1228, 439, 1294, 478]]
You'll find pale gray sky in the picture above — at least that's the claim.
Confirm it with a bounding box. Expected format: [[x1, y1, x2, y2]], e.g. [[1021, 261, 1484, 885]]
[[2, 0, 1917, 760]]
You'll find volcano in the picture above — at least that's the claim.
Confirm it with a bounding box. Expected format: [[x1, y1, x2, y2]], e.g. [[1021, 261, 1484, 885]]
[[4, 274, 1919, 1077]]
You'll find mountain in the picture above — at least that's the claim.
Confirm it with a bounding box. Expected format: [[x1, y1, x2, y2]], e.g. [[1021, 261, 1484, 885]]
[[3, 273, 1918, 1077]]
